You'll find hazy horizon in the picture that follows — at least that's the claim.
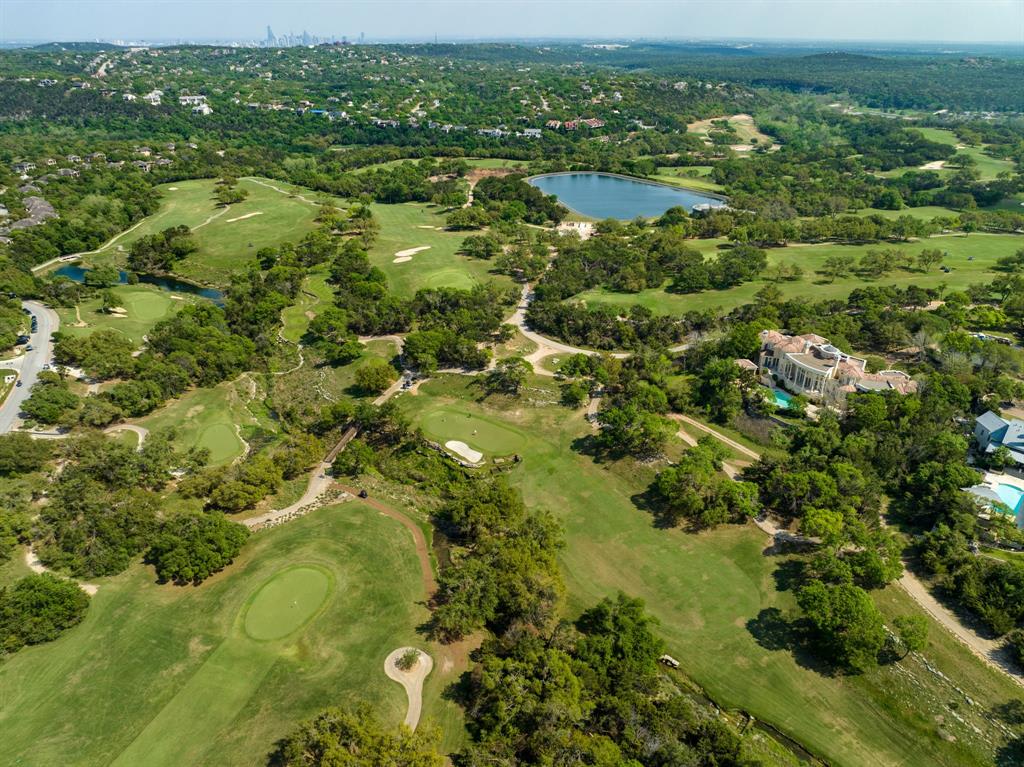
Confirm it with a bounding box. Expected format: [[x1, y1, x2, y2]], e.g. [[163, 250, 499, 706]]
[[2, 0, 1022, 45]]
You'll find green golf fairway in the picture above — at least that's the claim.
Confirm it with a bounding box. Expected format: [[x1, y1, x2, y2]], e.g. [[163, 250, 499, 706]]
[[243, 566, 332, 641]]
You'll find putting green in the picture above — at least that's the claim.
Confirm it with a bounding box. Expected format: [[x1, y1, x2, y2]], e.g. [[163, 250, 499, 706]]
[[243, 566, 333, 641], [418, 406, 526, 456], [197, 423, 243, 464]]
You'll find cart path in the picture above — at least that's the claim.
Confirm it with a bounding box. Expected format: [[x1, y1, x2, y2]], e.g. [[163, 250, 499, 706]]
[[384, 648, 433, 730]]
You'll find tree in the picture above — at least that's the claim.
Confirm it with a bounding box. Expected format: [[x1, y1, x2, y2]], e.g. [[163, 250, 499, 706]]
[[596, 404, 674, 458], [653, 438, 760, 528], [460, 233, 502, 260], [916, 248, 945, 273], [484, 356, 532, 395], [332, 438, 375, 477], [0, 573, 89, 655], [797, 579, 886, 672], [21, 372, 80, 425], [354, 358, 397, 394], [146, 511, 249, 585], [891, 614, 928, 659], [0, 432, 52, 476], [695, 358, 743, 424], [272, 705, 444, 767], [396, 648, 421, 671]]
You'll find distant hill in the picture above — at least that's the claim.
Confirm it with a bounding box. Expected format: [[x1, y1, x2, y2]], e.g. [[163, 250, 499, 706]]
[[30, 41, 125, 52]]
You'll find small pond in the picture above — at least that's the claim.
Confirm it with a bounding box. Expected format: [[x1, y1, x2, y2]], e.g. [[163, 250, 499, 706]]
[[528, 172, 726, 220], [54, 264, 225, 305]]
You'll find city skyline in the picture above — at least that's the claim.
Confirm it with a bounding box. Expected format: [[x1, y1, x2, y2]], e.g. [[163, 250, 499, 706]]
[[2, 1, 1022, 45]]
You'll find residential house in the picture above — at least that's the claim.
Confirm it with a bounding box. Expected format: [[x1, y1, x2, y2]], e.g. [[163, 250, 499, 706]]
[[13, 162, 36, 174], [66, 154, 82, 163], [136, 146, 152, 157], [58, 168, 80, 178], [545, 120, 562, 129], [123, 93, 137, 102], [975, 411, 1024, 472], [192, 104, 214, 115], [520, 128, 542, 138], [179, 95, 207, 106], [581, 118, 605, 128], [563, 120, 579, 130], [143, 90, 162, 105], [44, 158, 57, 166], [758, 330, 917, 408]]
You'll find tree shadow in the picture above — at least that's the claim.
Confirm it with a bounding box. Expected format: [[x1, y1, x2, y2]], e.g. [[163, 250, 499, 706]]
[[771, 559, 806, 593], [996, 735, 1024, 767], [746, 608, 841, 677], [991, 699, 1024, 726]]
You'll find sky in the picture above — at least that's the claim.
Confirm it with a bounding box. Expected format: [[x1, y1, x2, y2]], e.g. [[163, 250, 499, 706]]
[[1, 0, 1022, 44]]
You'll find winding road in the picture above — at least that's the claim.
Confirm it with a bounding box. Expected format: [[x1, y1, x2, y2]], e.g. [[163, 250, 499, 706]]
[[0, 301, 60, 434]]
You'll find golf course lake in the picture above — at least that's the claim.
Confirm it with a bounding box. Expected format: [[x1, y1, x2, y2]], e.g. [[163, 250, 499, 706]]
[[55, 264, 225, 304], [528, 172, 726, 219]]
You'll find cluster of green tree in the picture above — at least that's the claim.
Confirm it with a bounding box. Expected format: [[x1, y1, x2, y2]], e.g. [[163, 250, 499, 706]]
[[181, 434, 322, 513], [431, 479, 563, 640], [652, 437, 759, 528], [285, 156, 469, 206], [0, 297, 26, 351], [527, 301, 685, 351], [4, 167, 160, 270], [30, 431, 244, 585], [125, 225, 197, 273], [25, 304, 257, 427], [463, 174, 566, 226], [271, 705, 444, 767], [458, 593, 748, 766], [0, 573, 90, 656]]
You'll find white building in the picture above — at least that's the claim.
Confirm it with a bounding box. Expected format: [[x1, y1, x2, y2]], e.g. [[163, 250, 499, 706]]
[[192, 103, 214, 116], [758, 330, 917, 408], [179, 95, 207, 106]]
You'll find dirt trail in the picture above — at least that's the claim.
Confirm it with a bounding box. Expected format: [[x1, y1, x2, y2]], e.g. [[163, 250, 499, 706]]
[[24, 547, 98, 595], [668, 413, 761, 461], [103, 423, 149, 450]]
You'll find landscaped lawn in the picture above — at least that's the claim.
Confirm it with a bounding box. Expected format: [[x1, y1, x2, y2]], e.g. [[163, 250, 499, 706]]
[[280, 266, 333, 343], [400, 375, 1022, 767], [369, 203, 511, 297], [577, 232, 1023, 315], [135, 379, 271, 465], [0, 502, 464, 766], [652, 166, 726, 193], [83, 178, 323, 287], [55, 285, 183, 346]]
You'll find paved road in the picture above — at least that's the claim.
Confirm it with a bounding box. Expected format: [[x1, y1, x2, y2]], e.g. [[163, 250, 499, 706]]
[[0, 300, 59, 434]]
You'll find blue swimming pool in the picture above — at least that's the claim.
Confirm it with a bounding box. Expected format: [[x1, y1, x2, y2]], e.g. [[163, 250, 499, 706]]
[[772, 389, 794, 409], [995, 483, 1024, 515]]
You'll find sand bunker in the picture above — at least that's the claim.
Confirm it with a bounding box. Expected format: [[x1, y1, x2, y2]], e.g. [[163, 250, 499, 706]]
[[167, 187, 179, 191], [393, 256, 413, 263], [394, 245, 431, 258], [446, 440, 483, 463], [920, 160, 947, 170], [226, 211, 264, 223]]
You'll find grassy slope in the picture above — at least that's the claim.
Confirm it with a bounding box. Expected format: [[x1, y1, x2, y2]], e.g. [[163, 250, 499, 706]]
[[577, 232, 1022, 315], [54, 285, 183, 347], [369, 203, 511, 298], [399, 375, 1021, 767], [85, 178, 321, 287], [134, 379, 265, 465], [0, 503, 463, 767]]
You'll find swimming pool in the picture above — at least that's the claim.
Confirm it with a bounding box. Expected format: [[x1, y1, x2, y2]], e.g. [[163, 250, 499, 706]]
[[995, 483, 1024, 515], [772, 389, 794, 409]]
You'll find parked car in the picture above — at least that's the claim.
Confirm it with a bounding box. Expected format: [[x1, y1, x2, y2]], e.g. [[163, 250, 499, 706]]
[[15, 380, 22, 387]]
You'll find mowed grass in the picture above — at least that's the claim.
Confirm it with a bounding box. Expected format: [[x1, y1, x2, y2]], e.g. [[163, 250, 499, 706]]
[[0, 503, 464, 766], [87, 178, 322, 287], [135, 380, 262, 465], [55, 285, 183, 346], [369, 203, 510, 297], [578, 232, 1023, 315], [651, 166, 726, 193], [401, 375, 1021, 767], [280, 267, 334, 343]]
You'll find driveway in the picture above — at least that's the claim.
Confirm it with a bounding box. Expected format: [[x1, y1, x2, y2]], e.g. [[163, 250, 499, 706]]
[[0, 300, 59, 434]]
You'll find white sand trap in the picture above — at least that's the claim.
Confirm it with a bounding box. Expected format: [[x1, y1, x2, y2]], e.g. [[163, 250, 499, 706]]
[[446, 440, 483, 463], [167, 186, 179, 191], [226, 211, 264, 223], [920, 160, 947, 170], [416, 225, 435, 229], [393, 255, 413, 263], [169, 295, 184, 300], [394, 245, 431, 258], [384, 647, 433, 731]]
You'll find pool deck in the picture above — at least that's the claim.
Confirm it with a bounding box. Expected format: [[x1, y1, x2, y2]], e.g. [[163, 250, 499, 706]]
[[978, 471, 1024, 527]]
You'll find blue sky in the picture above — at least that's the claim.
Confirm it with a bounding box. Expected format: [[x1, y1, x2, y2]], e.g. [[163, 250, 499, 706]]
[[2, 0, 1022, 44]]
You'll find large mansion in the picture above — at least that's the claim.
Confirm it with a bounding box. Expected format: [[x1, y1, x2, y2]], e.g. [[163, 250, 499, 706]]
[[758, 330, 918, 408]]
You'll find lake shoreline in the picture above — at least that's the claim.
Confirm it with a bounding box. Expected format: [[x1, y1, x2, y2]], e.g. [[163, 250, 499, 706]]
[[527, 170, 729, 202]]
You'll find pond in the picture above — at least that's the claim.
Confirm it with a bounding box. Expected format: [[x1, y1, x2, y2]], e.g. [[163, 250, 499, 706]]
[[54, 264, 225, 305], [528, 172, 726, 220]]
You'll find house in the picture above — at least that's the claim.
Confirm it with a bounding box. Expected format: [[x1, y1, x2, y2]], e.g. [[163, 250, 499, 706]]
[[88, 152, 106, 161], [179, 95, 207, 106], [133, 160, 152, 172], [13, 162, 36, 173], [975, 411, 1024, 471], [58, 168, 79, 178], [136, 146, 152, 157], [44, 158, 57, 166], [563, 120, 579, 130], [520, 128, 542, 138], [545, 120, 562, 129], [66, 154, 82, 163], [123, 93, 137, 102], [192, 104, 213, 116], [143, 90, 162, 105], [758, 330, 917, 408], [581, 118, 605, 128]]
